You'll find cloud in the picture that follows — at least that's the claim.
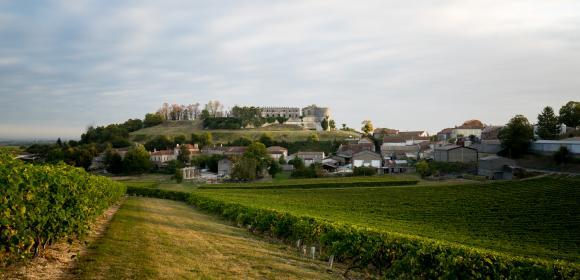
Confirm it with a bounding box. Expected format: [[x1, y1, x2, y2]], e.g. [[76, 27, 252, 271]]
[[0, 0, 579, 138]]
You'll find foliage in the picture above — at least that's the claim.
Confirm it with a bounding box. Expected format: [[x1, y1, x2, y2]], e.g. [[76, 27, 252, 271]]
[[278, 154, 286, 165], [288, 157, 305, 169], [164, 160, 184, 175], [258, 133, 273, 147], [0, 153, 126, 265], [173, 168, 183, 183], [122, 119, 144, 132], [177, 144, 190, 165], [231, 157, 258, 180], [203, 117, 242, 129], [191, 154, 222, 173], [321, 116, 329, 131], [156, 102, 201, 121], [173, 134, 187, 145], [191, 132, 212, 147], [498, 114, 534, 158], [352, 166, 377, 176], [415, 160, 431, 178], [428, 161, 476, 176], [537, 106, 561, 140], [230, 136, 253, 146], [230, 106, 264, 128], [554, 147, 571, 165], [361, 120, 374, 134], [104, 149, 123, 174], [329, 119, 336, 130], [276, 116, 288, 124], [80, 124, 131, 147], [144, 113, 164, 128], [291, 163, 324, 178], [268, 160, 282, 178], [144, 135, 173, 151], [122, 144, 152, 174], [307, 133, 319, 143], [199, 176, 418, 189], [558, 101, 580, 128], [128, 178, 579, 278]]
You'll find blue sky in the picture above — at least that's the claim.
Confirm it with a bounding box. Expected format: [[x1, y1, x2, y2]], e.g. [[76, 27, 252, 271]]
[[1, 0, 579, 139]]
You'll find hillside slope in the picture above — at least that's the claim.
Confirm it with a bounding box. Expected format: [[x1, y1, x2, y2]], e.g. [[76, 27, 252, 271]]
[[130, 120, 360, 143]]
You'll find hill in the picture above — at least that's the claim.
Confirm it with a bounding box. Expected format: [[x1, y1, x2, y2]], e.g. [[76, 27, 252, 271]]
[[130, 120, 361, 143]]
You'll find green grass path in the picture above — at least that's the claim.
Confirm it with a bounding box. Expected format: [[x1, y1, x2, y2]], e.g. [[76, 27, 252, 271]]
[[70, 197, 337, 279]]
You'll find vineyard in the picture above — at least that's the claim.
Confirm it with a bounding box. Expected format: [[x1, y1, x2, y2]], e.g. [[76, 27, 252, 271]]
[[198, 175, 419, 189], [0, 153, 126, 265], [126, 177, 580, 278], [195, 177, 580, 262]]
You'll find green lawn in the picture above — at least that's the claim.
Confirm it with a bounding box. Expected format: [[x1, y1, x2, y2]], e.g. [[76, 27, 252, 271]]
[[130, 120, 360, 143], [194, 177, 580, 263], [71, 197, 339, 279]]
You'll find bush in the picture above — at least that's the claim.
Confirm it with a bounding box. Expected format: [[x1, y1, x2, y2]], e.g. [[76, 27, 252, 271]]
[[554, 147, 571, 165], [0, 153, 126, 265], [352, 166, 378, 176]]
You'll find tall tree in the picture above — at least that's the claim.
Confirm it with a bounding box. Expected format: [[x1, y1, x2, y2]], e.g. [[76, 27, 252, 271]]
[[498, 114, 534, 158], [361, 120, 374, 134], [321, 117, 329, 131], [205, 100, 223, 117], [123, 144, 152, 174], [558, 101, 580, 128], [177, 144, 191, 165], [536, 106, 560, 140]]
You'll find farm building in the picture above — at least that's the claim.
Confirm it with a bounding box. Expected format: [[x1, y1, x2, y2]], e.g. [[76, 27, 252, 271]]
[[434, 145, 478, 163], [478, 156, 516, 180], [352, 150, 382, 168], [530, 137, 580, 157], [383, 159, 410, 174], [471, 139, 502, 154]]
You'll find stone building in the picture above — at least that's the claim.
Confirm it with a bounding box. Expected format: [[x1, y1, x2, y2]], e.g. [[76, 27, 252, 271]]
[[301, 104, 331, 131], [260, 107, 301, 120]]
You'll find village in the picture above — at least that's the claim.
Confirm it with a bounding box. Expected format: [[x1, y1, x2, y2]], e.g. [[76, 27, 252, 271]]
[[83, 103, 580, 183]]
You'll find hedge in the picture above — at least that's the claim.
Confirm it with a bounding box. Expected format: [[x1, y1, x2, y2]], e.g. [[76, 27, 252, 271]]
[[0, 153, 126, 265], [198, 179, 418, 190], [127, 186, 579, 279]]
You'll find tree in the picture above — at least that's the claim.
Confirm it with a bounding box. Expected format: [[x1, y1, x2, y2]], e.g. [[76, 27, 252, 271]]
[[353, 166, 377, 176], [329, 119, 336, 130], [244, 142, 269, 175], [558, 101, 580, 128], [341, 123, 347, 130], [123, 144, 152, 174], [173, 134, 187, 145], [56, 138, 63, 147], [498, 115, 534, 158], [361, 120, 374, 134], [232, 137, 253, 146], [536, 106, 560, 140], [278, 154, 286, 165], [231, 157, 258, 180], [144, 135, 173, 151], [144, 113, 163, 128], [199, 132, 212, 147], [416, 160, 431, 178], [276, 116, 288, 124], [268, 160, 282, 178], [321, 117, 329, 131], [258, 134, 273, 147], [104, 149, 123, 174], [122, 119, 143, 132], [205, 100, 223, 117], [174, 168, 183, 183], [288, 157, 305, 169], [177, 144, 191, 165]]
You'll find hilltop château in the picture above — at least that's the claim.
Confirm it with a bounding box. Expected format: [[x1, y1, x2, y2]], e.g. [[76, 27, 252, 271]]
[[260, 104, 331, 131]]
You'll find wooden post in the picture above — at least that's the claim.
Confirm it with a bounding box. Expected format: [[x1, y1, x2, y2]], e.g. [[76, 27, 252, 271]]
[[328, 255, 334, 269]]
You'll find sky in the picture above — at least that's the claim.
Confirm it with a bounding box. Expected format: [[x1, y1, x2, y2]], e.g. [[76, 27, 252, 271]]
[[0, 0, 579, 139]]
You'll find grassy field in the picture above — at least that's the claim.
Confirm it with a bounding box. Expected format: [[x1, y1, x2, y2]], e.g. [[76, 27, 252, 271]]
[[71, 197, 340, 279], [193, 177, 580, 263], [130, 120, 360, 143], [198, 175, 419, 189]]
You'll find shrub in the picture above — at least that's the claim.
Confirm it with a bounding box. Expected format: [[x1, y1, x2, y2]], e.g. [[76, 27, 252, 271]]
[[353, 166, 378, 176], [0, 153, 126, 265]]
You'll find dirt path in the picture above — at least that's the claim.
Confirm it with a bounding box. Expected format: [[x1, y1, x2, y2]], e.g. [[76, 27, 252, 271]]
[[69, 197, 344, 279], [1, 201, 124, 280]]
